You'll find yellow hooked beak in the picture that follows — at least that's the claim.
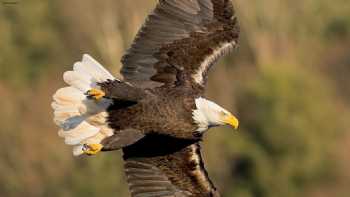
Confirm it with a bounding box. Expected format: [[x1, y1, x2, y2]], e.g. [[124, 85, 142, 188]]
[[224, 114, 239, 130]]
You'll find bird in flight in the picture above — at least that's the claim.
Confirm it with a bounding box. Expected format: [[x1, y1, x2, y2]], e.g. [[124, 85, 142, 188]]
[[52, 0, 240, 196]]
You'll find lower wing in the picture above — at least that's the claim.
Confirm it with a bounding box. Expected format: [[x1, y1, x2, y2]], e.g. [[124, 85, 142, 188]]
[[122, 134, 220, 197]]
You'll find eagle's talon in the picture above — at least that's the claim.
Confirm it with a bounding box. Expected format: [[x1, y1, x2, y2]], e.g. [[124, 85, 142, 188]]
[[82, 144, 103, 155], [86, 88, 105, 100]]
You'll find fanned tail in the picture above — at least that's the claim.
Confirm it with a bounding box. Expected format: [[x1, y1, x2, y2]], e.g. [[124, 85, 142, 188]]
[[52, 54, 115, 156]]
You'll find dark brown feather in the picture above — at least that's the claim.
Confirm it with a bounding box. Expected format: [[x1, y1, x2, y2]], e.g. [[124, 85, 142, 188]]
[[101, 129, 145, 151], [106, 85, 202, 139], [99, 79, 147, 102], [121, 0, 239, 89], [123, 134, 220, 197]]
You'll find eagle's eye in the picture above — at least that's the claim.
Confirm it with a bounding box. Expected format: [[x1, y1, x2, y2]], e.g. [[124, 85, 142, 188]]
[[220, 111, 229, 118]]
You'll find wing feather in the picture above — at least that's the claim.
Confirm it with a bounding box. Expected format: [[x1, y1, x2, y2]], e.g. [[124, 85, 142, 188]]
[[124, 159, 189, 197], [121, 0, 239, 88], [122, 135, 220, 197]]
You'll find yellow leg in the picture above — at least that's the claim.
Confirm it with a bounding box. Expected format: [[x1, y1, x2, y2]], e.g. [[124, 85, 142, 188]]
[[86, 88, 105, 100], [83, 144, 103, 155]]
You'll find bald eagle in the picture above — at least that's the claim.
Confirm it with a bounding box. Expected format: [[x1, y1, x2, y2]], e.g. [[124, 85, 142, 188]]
[[52, 0, 240, 196]]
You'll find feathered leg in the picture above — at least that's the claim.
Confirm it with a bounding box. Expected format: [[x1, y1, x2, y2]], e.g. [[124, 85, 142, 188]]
[[86, 79, 146, 102]]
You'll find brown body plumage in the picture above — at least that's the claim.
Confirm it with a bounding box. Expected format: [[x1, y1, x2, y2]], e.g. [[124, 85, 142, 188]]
[[98, 80, 222, 196], [101, 81, 203, 139]]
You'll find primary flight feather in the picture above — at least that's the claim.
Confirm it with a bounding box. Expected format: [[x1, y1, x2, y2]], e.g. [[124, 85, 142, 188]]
[[52, 0, 240, 196]]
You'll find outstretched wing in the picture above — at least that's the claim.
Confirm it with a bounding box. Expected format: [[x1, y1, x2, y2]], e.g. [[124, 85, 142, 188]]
[[121, 0, 239, 89], [122, 135, 220, 197]]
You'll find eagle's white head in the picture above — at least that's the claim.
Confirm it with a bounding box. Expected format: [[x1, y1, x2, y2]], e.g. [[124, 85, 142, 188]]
[[192, 97, 239, 132]]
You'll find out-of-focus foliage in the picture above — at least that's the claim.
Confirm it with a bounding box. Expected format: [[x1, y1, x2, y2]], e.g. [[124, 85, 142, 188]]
[[225, 66, 340, 197], [0, 0, 349, 197]]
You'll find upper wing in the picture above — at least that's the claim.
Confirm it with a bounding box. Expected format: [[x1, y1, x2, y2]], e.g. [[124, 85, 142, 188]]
[[122, 135, 220, 197], [121, 0, 239, 89]]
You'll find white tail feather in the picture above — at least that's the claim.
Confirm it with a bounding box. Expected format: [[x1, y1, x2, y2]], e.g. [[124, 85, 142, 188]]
[[52, 54, 115, 156]]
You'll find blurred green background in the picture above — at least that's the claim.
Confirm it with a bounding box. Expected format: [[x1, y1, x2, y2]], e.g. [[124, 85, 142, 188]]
[[0, 0, 349, 196]]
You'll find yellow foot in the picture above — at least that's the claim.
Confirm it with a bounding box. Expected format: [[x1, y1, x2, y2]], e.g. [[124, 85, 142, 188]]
[[83, 144, 103, 155], [86, 88, 105, 100]]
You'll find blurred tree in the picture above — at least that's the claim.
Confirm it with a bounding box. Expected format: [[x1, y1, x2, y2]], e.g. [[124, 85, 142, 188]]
[[0, 0, 65, 88], [226, 65, 340, 197]]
